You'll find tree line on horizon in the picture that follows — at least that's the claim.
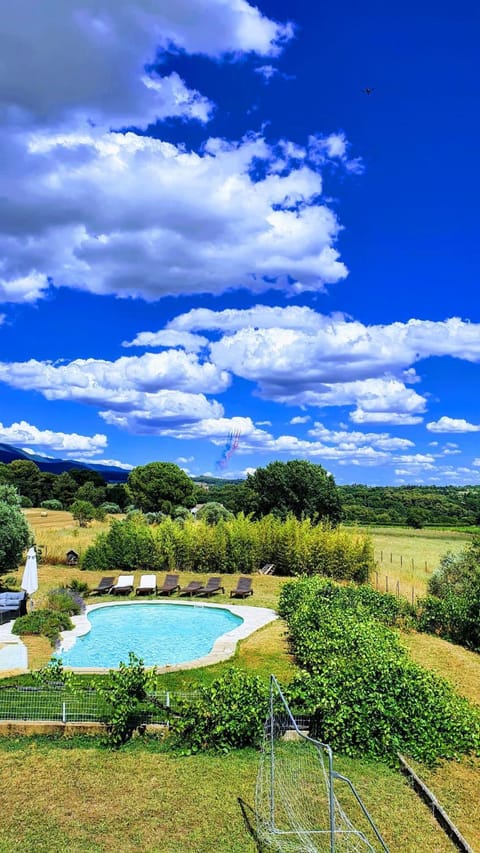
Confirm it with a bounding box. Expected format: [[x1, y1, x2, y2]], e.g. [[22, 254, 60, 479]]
[[1, 456, 480, 529]]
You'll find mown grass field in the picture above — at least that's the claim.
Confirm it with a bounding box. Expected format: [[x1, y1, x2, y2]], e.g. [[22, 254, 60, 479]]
[[1, 512, 479, 850]]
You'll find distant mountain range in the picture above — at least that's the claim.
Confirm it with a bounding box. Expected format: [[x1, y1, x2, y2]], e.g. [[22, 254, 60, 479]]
[[0, 442, 130, 483]]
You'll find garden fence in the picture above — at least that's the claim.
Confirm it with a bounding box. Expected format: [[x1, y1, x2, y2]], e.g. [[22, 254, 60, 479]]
[[0, 685, 197, 724]]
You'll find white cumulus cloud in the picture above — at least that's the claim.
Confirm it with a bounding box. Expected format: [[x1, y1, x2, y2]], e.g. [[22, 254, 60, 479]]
[[0, 420, 107, 454], [426, 416, 480, 433], [0, 130, 348, 303], [0, 0, 292, 130]]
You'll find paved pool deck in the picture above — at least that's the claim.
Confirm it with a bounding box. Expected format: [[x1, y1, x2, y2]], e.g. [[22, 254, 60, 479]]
[[0, 619, 28, 672], [58, 599, 278, 674]]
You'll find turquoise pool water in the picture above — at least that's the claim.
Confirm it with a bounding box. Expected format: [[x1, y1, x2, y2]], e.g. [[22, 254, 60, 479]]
[[58, 603, 243, 668]]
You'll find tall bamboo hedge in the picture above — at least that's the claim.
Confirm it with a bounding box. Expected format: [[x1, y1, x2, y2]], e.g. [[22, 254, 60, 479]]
[[81, 513, 373, 581]]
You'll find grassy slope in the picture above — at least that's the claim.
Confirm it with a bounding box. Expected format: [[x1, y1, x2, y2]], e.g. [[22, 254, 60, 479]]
[[3, 515, 479, 849], [402, 630, 480, 850]]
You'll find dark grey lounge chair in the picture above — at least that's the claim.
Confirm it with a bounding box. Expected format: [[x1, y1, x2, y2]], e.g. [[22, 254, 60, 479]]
[[157, 574, 180, 595], [230, 576, 253, 598], [90, 576, 115, 595], [179, 580, 205, 597], [196, 577, 225, 597]]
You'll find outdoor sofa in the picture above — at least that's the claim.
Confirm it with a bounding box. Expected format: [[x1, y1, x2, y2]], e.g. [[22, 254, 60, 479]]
[[0, 591, 27, 624]]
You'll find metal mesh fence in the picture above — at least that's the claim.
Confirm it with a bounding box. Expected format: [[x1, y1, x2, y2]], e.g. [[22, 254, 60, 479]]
[[0, 686, 198, 724]]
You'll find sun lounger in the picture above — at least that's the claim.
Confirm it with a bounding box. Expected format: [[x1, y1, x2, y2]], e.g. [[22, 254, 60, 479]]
[[196, 577, 225, 597], [157, 574, 180, 595], [258, 563, 275, 575], [179, 580, 205, 597], [111, 575, 134, 595], [230, 576, 253, 598], [135, 574, 157, 595], [90, 576, 115, 595]]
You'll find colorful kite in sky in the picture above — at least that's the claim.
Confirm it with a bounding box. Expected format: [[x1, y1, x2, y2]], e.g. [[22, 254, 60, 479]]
[[216, 430, 241, 470]]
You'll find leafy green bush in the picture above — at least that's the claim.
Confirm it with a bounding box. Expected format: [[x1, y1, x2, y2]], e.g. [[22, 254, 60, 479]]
[[40, 499, 63, 511], [170, 668, 268, 752], [12, 610, 73, 646], [279, 576, 414, 627], [100, 502, 121, 514], [281, 577, 480, 763], [415, 537, 480, 651], [45, 587, 84, 615], [96, 652, 157, 747], [32, 656, 73, 688], [196, 502, 233, 525], [67, 578, 90, 596]]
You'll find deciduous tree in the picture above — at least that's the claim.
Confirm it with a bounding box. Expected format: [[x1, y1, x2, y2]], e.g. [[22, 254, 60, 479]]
[[246, 460, 342, 524], [0, 485, 31, 574]]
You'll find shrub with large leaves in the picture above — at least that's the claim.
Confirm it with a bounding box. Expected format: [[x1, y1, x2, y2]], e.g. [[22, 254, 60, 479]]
[[281, 577, 480, 763], [171, 668, 269, 752]]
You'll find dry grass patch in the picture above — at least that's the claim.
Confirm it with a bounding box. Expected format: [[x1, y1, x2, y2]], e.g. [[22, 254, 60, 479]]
[[23, 509, 117, 565], [362, 526, 469, 599], [403, 630, 480, 706], [409, 756, 480, 852], [399, 629, 480, 849]]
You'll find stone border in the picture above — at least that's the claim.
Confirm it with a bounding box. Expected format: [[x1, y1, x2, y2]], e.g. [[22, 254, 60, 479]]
[[58, 599, 278, 674]]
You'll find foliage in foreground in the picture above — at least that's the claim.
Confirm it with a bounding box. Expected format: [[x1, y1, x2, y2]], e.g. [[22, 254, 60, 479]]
[[82, 512, 373, 580], [416, 536, 480, 651], [96, 652, 157, 747], [170, 668, 269, 753], [13, 609, 73, 646], [0, 484, 31, 575], [279, 576, 480, 763]]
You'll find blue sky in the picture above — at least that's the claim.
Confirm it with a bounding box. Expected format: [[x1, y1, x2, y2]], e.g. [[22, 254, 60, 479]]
[[1, 0, 479, 485]]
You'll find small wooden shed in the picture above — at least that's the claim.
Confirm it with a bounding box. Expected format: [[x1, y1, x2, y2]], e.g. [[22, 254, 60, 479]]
[[66, 549, 79, 566]]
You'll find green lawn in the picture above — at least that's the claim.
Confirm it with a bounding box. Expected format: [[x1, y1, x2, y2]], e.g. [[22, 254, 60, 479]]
[[0, 737, 457, 853]]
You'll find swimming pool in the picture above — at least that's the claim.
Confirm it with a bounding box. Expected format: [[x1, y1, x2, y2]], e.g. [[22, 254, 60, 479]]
[[58, 602, 244, 669]]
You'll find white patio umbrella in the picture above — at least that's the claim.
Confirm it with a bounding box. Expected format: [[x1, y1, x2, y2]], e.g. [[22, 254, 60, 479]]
[[21, 546, 38, 603]]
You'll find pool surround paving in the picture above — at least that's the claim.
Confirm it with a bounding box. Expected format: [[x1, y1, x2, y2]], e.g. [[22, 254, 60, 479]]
[[58, 599, 278, 673]]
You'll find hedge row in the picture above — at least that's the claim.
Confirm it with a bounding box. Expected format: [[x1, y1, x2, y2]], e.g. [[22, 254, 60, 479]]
[[81, 513, 373, 581], [279, 576, 480, 763]]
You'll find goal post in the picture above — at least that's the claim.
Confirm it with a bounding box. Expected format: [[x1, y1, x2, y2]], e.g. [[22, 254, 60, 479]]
[[255, 675, 390, 853]]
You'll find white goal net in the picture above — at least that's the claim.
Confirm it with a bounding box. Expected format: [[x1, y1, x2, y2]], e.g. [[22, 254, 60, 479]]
[[255, 677, 390, 853]]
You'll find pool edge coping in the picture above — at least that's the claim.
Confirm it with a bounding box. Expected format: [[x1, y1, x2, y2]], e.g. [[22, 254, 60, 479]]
[[58, 599, 278, 673]]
